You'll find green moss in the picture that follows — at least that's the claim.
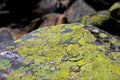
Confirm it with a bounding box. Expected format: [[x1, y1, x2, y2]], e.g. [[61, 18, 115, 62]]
[[6, 24, 120, 80], [80, 12, 110, 26]]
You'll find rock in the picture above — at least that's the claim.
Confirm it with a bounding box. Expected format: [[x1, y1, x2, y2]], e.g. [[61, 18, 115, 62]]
[[10, 28, 27, 39], [0, 28, 13, 43], [56, 0, 75, 13], [80, 10, 120, 36], [33, 0, 58, 17], [0, 24, 28, 40], [40, 13, 67, 27], [0, 23, 120, 80], [33, 0, 75, 17], [80, 10, 110, 26], [58, 0, 74, 8], [64, 0, 96, 23], [27, 13, 68, 29], [39, 13, 59, 27]]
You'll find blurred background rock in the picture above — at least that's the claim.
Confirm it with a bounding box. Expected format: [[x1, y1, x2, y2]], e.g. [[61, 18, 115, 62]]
[[0, 0, 120, 42]]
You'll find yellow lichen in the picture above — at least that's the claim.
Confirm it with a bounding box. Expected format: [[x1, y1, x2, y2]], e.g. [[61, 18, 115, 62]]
[[109, 2, 120, 12], [80, 12, 110, 26], [0, 60, 11, 69], [111, 37, 120, 46], [6, 46, 15, 49], [15, 39, 23, 43], [99, 33, 108, 38]]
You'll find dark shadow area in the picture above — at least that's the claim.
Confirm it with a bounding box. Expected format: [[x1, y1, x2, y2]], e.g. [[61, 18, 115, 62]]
[[0, 0, 40, 26], [84, 0, 119, 11]]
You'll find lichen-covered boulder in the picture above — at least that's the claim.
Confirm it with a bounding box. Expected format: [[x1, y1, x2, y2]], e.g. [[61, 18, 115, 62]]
[[79, 10, 120, 36], [0, 24, 120, 80], [80, 10, 110, 26]]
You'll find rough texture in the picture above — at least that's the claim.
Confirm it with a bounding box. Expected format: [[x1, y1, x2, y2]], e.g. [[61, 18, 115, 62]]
[[80, 11, 110, 26], [0, 24, 120, 80], [64, 0, 95, 23], [79, 9, 120, 36]]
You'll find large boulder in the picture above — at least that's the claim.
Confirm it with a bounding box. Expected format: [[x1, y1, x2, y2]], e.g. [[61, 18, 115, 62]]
[[0, 23, 120, 80]]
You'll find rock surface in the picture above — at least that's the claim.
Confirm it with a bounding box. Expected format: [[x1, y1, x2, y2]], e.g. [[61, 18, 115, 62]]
[[0, 23, 120, 80], [64, 0, 95, 23], [79, 2, 120, 36]]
